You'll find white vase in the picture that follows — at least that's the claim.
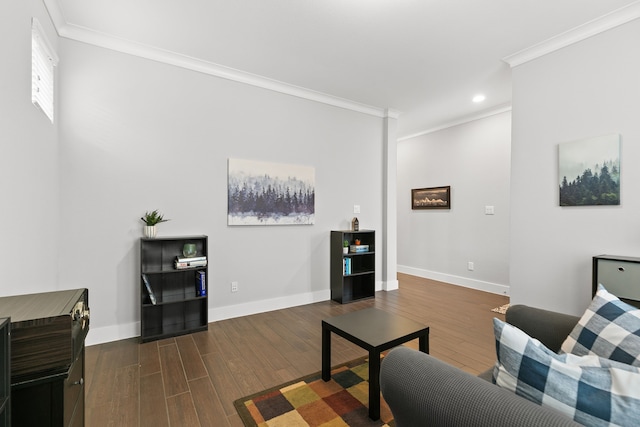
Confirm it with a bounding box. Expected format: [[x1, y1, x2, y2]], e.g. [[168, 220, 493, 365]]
[[144, 225, 157, 238]]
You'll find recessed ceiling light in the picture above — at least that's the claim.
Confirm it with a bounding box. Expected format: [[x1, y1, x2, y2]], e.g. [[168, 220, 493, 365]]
[[472, 94, 486, 103]]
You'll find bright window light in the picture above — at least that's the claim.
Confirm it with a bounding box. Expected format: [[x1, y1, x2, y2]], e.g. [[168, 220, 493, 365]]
[[32, 18, 59, 123]]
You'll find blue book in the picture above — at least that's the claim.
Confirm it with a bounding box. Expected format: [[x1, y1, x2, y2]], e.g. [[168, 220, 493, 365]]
[[196, 271, 206, 297]]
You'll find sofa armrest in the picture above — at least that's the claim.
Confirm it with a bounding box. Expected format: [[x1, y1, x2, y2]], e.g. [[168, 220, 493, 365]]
[[380, 347, 580, 427], [506, 305, 579, 352]]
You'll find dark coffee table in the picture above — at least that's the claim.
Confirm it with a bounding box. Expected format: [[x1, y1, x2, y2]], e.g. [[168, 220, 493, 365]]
[[322, 307, 429, 420]]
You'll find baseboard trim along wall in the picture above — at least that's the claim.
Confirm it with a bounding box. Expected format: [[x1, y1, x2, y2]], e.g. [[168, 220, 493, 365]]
[[86, 280, 395, 345], [397, 265, 509, 297]]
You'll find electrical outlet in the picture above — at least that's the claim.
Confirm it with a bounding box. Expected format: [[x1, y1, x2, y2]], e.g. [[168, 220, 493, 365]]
[[354, 205, 361, 214], [467, 262, 474, 271], [231, 281, 238, 292]]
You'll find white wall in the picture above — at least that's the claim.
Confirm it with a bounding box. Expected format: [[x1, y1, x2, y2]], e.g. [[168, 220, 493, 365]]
[[57, 39, 385, 344], [510, 20, 640, 315], [397, 111, 511, 295], [0, 1, 60, 295]]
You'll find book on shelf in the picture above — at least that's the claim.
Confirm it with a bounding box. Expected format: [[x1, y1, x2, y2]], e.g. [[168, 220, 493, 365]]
[[350, 244, 369, 253], [141, 273, 157, 305], [175, 259, 208, 269], [176, 255, 207, 263], [343, 258, 352, 275], [196, 271, 206, 297]]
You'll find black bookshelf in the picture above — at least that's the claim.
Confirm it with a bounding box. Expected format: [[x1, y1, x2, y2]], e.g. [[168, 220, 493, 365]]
[[330, 230, 375, 303], [140, 236, 208, 342]]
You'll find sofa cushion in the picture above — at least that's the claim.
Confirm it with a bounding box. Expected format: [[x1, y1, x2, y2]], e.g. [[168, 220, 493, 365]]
[[561, 284, 640, 367], [493, 318, 640, 427]]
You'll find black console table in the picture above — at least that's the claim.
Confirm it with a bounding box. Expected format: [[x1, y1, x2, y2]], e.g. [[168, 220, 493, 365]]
[[0, 289, 89, 427]]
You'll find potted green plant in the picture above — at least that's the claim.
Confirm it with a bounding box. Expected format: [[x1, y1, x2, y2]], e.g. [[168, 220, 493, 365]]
[[343, 239, 349, 254], [141, 209, 169, 238]]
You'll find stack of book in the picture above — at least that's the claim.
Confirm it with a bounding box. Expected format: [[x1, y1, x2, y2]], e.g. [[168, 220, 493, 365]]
[[350, 244, 369, 253], [175, 255, 207, 269]]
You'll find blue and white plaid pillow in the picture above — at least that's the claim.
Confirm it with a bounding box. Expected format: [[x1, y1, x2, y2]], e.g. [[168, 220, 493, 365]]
[[493, 318, 640, 427], [561, 284, 640, 366]]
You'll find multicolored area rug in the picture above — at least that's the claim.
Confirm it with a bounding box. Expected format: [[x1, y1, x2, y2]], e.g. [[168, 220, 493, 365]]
[[234, 357, 395, 426]]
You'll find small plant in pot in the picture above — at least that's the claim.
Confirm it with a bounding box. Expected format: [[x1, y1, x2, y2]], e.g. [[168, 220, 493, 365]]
[[141, 209, 169, 238], [343, 239, 349, 254]]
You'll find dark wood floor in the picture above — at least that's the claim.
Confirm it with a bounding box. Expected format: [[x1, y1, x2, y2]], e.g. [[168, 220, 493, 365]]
[[85, 273, 508, 426]]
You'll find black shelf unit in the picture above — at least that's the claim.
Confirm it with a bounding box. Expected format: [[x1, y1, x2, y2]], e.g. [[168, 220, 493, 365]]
[[593, 255, 640, 308], [140, 236, 208, 342], [330, 230, 375, 303], [0, 317, 9, 427]]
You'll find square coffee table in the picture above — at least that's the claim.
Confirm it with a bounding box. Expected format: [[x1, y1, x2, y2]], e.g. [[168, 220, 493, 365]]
[[322, 307, 429, 420]]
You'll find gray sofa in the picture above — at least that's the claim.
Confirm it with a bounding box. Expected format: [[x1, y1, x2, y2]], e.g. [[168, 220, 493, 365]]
[[380, 305, 583, 426]]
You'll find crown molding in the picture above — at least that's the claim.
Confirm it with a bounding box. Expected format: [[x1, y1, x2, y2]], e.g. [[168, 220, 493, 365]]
[[504, 1, 640, 67], [385, 109, 402, 119], [398, 104, 512, 141], [42, 1, 388, 119], [42, 0, 66, 34]]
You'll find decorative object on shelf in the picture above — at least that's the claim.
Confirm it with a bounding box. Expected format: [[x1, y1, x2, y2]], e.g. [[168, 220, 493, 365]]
[[140, 209, 169, 238], [183, 243, 197, 257], [352, 217, 359, 231], [343, 240, 349, 254], [411, 186, 451, 210], [228, 158, 315, 226], [558, 134, 620, 206]]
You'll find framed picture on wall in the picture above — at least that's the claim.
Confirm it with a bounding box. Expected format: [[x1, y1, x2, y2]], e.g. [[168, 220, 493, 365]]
[[558, 134, 620, 206], [227, 158, 316, 225], [412, 186, 451, 210]]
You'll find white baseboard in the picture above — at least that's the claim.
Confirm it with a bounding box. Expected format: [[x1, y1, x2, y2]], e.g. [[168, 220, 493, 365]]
[[85, 321, 140, 346], [86, 289, 331, 346], [210, 289, 330, 322], [397, 265, 509, 296], [86, 274, 450, 346], [382, 279, 399, 291]]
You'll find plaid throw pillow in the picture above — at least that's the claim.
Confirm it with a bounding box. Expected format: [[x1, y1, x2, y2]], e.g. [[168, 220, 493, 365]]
[[561, 284, 640, 366], [493, 318, 640, 427]]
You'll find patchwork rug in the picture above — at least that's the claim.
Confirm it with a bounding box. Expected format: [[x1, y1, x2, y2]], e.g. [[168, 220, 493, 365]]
[[234, 357, 395, 426]]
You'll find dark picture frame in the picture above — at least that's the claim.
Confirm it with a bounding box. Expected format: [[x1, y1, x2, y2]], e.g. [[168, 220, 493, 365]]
[[412, 186, 451, 210]]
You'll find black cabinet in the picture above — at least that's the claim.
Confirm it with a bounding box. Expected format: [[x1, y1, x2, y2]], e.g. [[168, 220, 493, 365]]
[[140, 236, 208, 342], [0, 318, 9, 427], [593, 255, 640, 308], [0, 289, 89, 427], [11, 346, 84, 427], [330, 230, 375, 303]]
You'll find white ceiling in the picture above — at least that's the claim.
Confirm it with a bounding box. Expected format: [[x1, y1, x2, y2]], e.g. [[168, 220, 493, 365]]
[[48, 0, 639, 138]]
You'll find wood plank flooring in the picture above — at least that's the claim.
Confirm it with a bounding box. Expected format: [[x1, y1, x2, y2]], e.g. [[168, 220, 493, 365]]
[[85, 273, 508, 426]]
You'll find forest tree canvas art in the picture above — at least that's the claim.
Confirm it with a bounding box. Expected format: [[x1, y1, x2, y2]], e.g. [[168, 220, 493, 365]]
[[228, 158, 315, 225], [558, 134, 620, 206]]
